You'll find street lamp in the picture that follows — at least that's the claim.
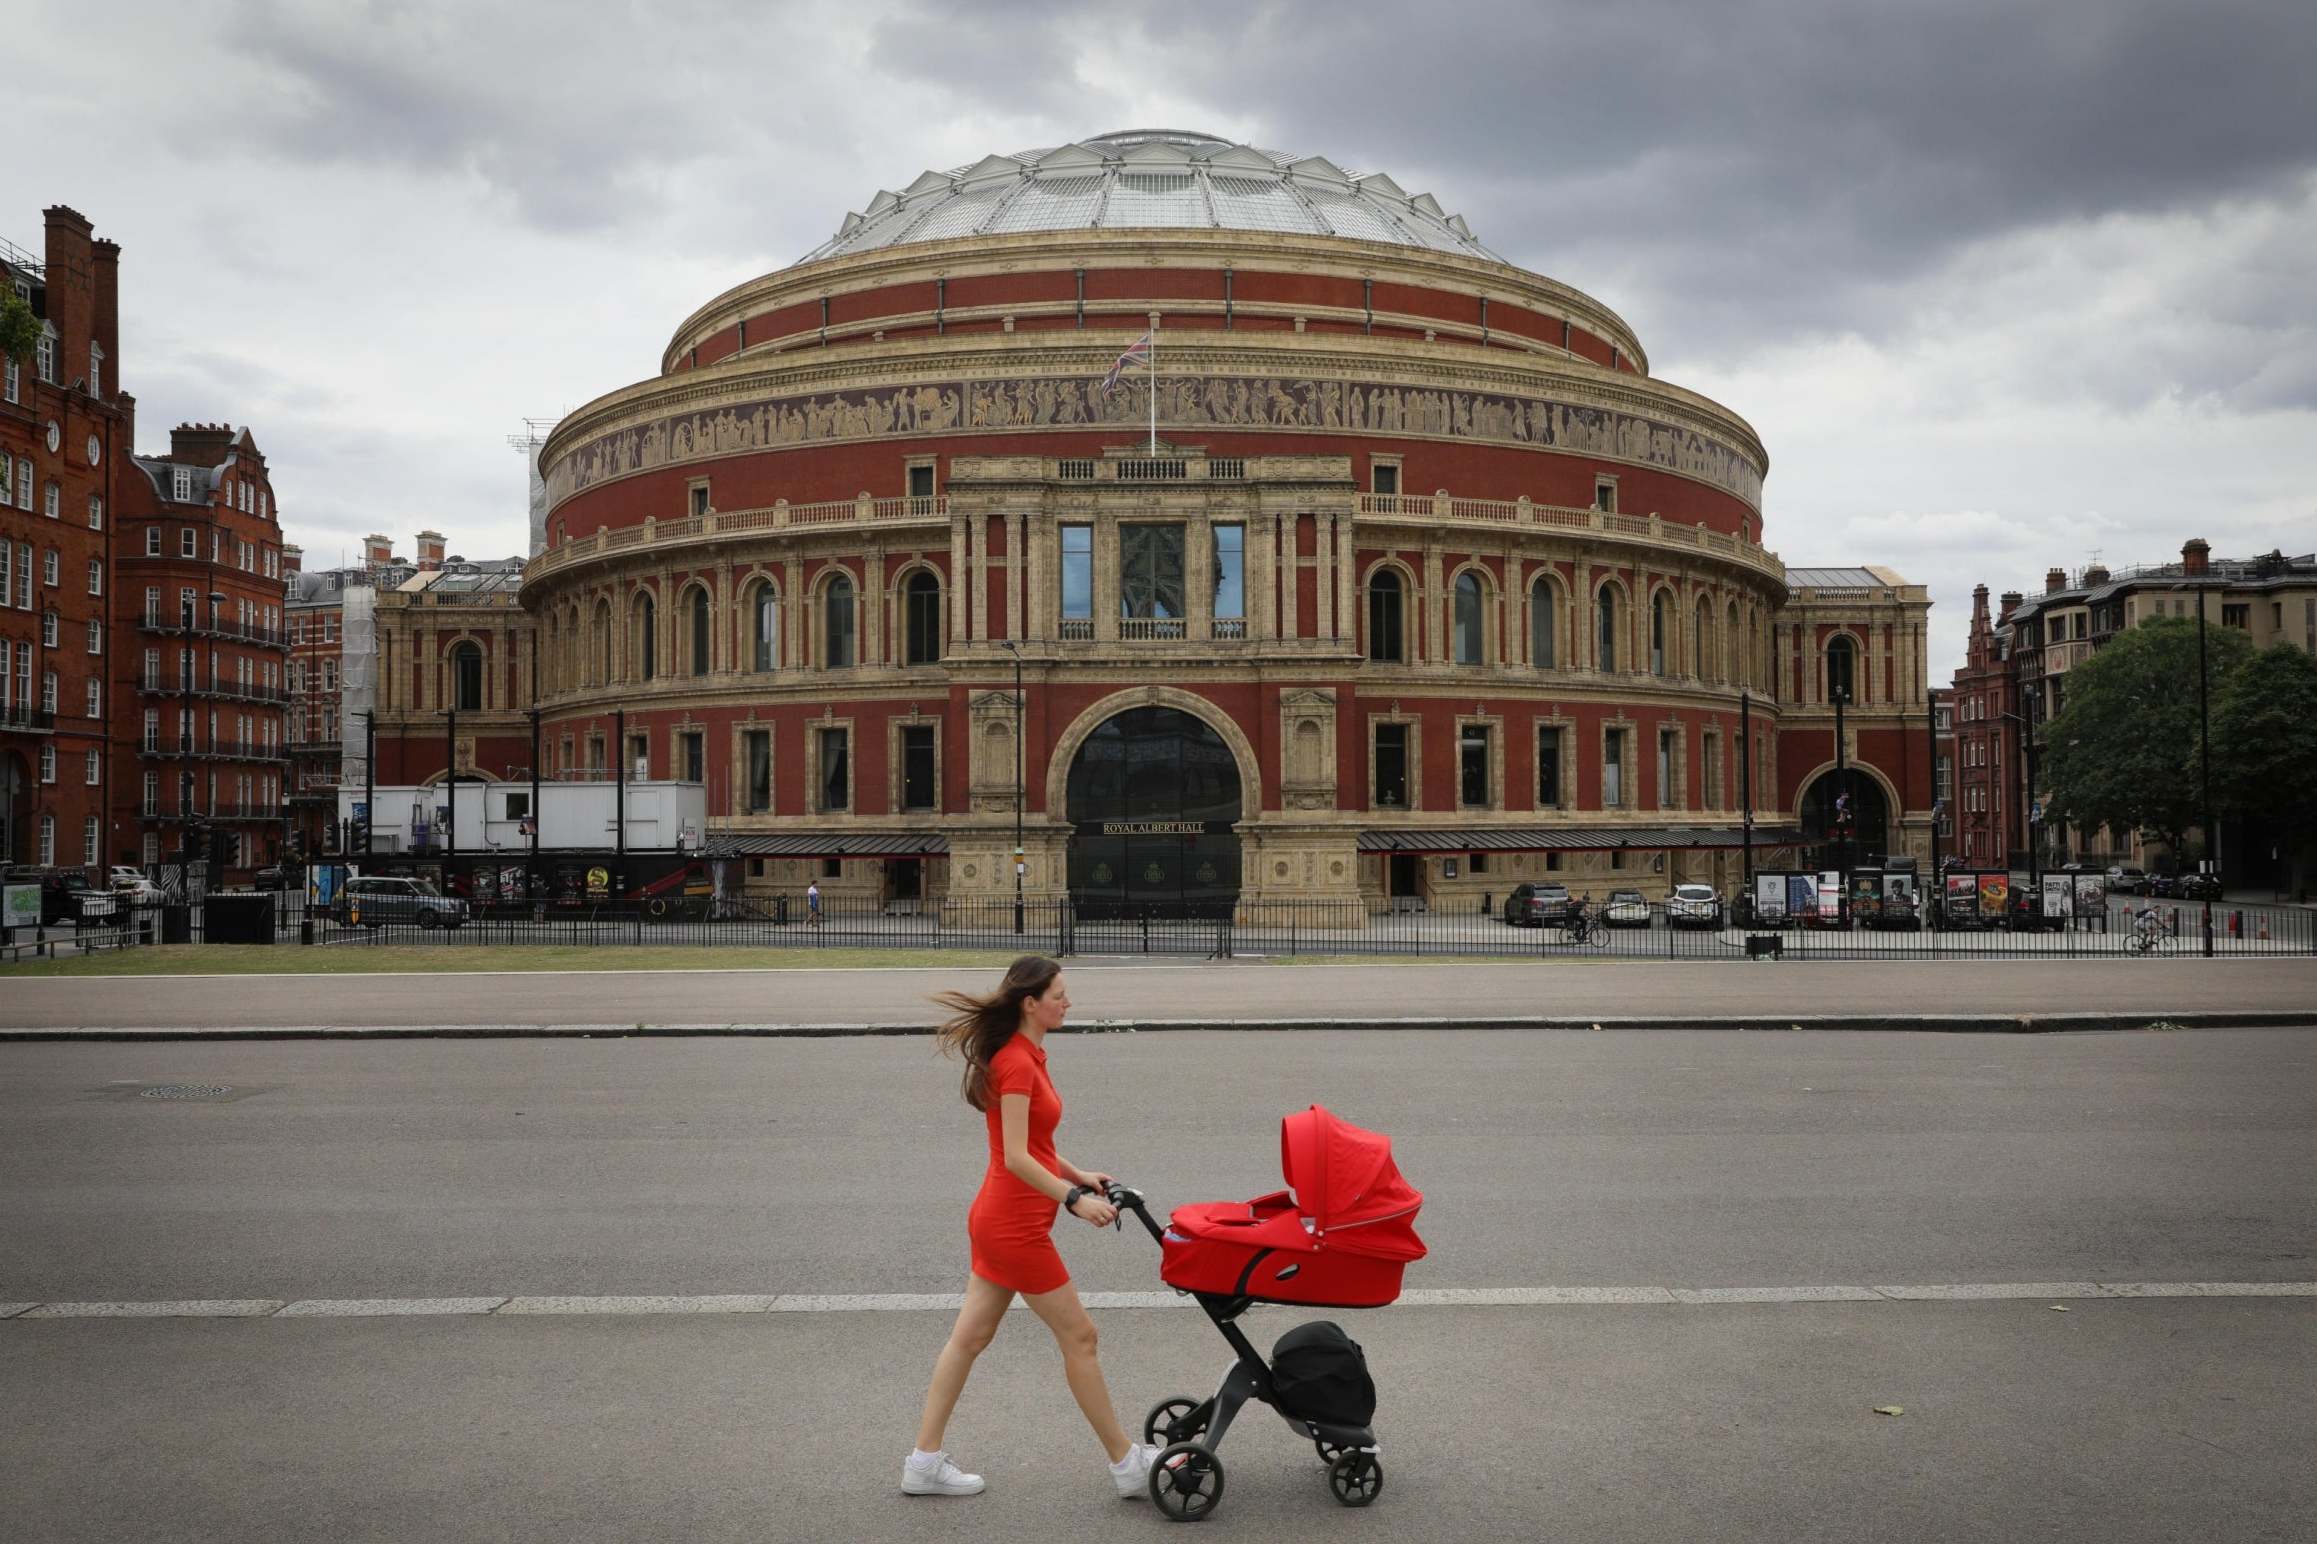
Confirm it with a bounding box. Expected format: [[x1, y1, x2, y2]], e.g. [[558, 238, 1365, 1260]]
[[1997, 702, 2040, 889], [2170, 580, 2219, 957], [999, 639, 1025, 934]]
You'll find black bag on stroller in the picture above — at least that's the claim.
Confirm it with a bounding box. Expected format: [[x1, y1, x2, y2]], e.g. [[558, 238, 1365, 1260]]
[[1270, 1321, 1376, 1427]]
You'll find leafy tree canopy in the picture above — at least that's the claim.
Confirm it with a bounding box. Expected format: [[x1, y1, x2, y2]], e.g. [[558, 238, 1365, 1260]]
[[2212, 643, 2317, 868], [0, 289, 39, 366], [2040, 615, 2253, 853]]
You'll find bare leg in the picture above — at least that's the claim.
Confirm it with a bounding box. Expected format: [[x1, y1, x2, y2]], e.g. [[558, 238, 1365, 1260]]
[[914, 1274, 1015, 1453], [1021, 1280, 1132, 1462]]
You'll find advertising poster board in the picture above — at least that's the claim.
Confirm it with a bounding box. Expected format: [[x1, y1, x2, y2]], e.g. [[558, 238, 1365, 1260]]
[[2042, 874, 2070, 919], [1884, 871, 1918, 924], [4, 883, 42, 931], [1849, 871, 1883, 921], [2073, 876, 2105, 918], [1944, 873, 1979, 923], [1978, 873, 2011, 918], [1754, 873, 1788, 922], [1787, 873, 1817, 920]]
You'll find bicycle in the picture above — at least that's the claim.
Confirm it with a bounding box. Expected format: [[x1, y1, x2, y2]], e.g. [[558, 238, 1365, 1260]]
[[2125, 910, 2176, 956], [1555, 905, 1610, 949]]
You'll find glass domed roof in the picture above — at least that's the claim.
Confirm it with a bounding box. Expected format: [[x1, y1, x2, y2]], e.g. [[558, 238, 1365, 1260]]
[[797, 129, 1501, 265]]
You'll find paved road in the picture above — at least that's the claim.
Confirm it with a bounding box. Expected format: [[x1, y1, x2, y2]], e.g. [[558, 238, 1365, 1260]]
[[6, 1027, 2312, 1540], [6, 956, 2317, 1032]]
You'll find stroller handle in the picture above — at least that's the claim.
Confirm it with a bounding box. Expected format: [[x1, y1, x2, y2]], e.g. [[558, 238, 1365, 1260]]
[[1101, 1181, 1168, 1243]]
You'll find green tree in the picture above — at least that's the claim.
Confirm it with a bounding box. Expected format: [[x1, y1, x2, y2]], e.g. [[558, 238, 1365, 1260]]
[[0, 288, 39, 366], [2040, 615, 2254, 859], [2212, 643, 2317, 899]]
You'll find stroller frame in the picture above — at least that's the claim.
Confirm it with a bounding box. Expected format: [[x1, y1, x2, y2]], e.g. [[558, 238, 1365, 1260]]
[[1107, 1184, 1382, 1519]]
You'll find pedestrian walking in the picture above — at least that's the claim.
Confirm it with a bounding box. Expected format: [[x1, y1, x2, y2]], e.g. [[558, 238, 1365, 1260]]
[[806, 878, 822, 928], [904, 955, 1158, 1501]]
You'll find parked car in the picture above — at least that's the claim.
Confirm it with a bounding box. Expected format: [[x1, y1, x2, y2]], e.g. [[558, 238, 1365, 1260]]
[[3, 865, 95, 925], [331, 875, 468, 930], [1665, 884, 1724, 929], [252, 864, 302, 892], [2104, 865, 2147, 894], [108, 866, 165, 904], [1501, 882, 1574, 928], [2145, 871, 2219, 900], [1603, 888, 1653, 928], [2005, 887, 2066, 932]]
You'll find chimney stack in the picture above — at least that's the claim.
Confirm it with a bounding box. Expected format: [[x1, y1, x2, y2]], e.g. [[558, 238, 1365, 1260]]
[[2083, 563, 2110, 587], [1971, 583, 1990, 619], [365, 534, 395, 570], [169, 423, 236, 467], [281, 543, 303, 574], [2045, 566, 2067, 595], [40, 207, 93, 394], [415, 530, 445, 572], [1999, 590, 2022, 620], [2182, 538, 2211, 577]]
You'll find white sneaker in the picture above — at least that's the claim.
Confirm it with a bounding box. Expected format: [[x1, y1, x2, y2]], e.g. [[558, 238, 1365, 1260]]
[[901, 1451, 984, 1496], [1109, 1442, 1159, 1498]]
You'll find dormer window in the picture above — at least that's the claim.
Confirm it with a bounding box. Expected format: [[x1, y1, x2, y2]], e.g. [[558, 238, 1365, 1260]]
[[172, 466, 192, 502], [35, 326, 56, 384]]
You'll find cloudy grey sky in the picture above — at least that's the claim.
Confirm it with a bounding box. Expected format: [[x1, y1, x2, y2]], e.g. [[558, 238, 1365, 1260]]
[[11, 0, 2313, 674]]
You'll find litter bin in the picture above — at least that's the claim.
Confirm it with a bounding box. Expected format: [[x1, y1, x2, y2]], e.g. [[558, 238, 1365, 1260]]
[[161, 904, 193, 944], [203, 894, 276, 945]]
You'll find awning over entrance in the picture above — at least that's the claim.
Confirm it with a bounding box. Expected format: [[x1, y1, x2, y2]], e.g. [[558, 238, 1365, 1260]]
[[1358, 824, 1807, 855], [714, 833, 951, 858]]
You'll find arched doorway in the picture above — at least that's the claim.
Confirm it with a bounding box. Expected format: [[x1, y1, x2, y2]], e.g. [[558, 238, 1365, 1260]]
[[1066, 706, 1242, 916], [1800, 768, 1891, 861], [1, 751, 28, 865]]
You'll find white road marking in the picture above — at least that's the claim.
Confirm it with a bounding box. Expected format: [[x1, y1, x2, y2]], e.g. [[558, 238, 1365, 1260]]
[[5, 1283, 2311, 1319]]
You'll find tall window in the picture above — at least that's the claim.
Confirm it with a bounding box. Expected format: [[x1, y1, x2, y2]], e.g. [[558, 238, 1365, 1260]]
[[902, 724, 937, 811], [1596, 586, 1619, 672], [1530, 578, 1555, 668], [904, 571, 941, 665], [1651, 592, 1669, 676], [1826, 635, 1856, 703], [1060, 526, 1092, 627], [1212, 524, 1245, 623], [1374, 723, 1409, 808], [1694, 598, 1712, 678], [1726, 602, 1740, 685], [595, 602, 612, 685], [680, 731, 704, 783], [818, 727, 850, 811], [1537, 725, 1563, 807], [1459, 724, 1492, 807], [634, 594, 656, 681], [450, 643, 483, 711], [1603, 727, 1626, 808], [1658, 728, 1675, 810], [688, 587, 711, 676], [1119, 524, 1186, 621], [744, 729, 772, 812], [1453, 572, 1484, 665], [1367, 570, 1405, 663], [824, 574, 856, 668], [751, 581, 780, 671]]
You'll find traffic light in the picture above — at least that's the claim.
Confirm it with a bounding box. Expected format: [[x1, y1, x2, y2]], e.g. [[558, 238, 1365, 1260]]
[[347, 814, 369, 853]]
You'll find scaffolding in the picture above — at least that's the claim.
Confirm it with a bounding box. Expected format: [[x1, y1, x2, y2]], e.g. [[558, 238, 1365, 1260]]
[[508, 417, 558, 558]]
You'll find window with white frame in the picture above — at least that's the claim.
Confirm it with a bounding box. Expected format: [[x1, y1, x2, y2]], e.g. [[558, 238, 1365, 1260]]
[[3, 351, 16, 402], [0, 639, 8, 707], [45, 480, 60, 518], [43, 548, 58, 586], [15, 459, 30, 509], [87, 559, 102, 595], [86, 678, 100, 717], [90, 342, 102, 397], [42, 609, 57, 647], [38, 814, 54, 864], [180, 528, 196, 557], [87, 618, 102, 654], [36, 326, 56, 383], [14, 541, 29, 606], [172, 466, 191, 502], [144, 527, 159, 555], [40, 743, 56, 781], [84, 816, 100, 865], [87, 494, 102, 529], [85, 750, 100, 785]]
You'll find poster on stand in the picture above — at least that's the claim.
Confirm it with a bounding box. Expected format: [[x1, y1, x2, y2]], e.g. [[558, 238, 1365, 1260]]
[[1754, 873, 1788, 923], [1944, 873, 1979, 923], [2042, 874, 2070, 919], [1977, 872, 2012, 919]]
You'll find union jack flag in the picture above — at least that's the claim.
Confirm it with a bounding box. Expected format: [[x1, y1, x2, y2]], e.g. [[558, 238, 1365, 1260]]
[[1099, 332, 1152, 396]]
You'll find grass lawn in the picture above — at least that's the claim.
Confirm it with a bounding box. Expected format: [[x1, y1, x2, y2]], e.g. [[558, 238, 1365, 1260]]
[[0, 945, 1033, 977]]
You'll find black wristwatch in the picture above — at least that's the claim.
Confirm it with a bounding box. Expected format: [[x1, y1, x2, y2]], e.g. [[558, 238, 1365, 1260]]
[[1064, 1185, 1093, 1214]]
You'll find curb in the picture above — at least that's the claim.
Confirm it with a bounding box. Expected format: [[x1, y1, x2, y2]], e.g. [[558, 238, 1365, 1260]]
[[0, 1011, 2306, 1041]]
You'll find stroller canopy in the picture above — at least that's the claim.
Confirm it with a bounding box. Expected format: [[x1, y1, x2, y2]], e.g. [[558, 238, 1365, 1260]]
[[1282, 1105, 1425, 1261]]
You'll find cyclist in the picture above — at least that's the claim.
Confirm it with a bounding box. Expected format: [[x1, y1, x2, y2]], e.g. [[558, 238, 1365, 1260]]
[[2131, 901, 2171, 952], [1562, 892, 1594, 943]]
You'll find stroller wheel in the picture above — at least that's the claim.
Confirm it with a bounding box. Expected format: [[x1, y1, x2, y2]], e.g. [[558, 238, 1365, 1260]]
[[1144, 1396, 1206, 1448], [1314, 1438, 1347, 1466], [1149, 1441, 1226, 1523], [1328, 1451, 1383, 1508]]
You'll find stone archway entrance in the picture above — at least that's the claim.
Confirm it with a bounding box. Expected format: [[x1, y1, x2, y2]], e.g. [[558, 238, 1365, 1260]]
[[1800, 767, 1891, 862], [1065, 706, 1242, 917]]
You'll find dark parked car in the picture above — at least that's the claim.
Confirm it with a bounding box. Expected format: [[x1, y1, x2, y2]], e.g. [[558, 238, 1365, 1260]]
[[2, 865, 95, 925], [2144, 871, 2218, 900], [1502, 882, 1574, 927]]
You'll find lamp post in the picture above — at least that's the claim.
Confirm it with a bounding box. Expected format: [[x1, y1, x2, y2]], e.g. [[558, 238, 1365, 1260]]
[[2173, 580, 2219, 956], [1739, 690, 1754, 913], [442, 706, 458, 884], [1000, 640, 1024, 934], [1831, 676, 1851, 923]]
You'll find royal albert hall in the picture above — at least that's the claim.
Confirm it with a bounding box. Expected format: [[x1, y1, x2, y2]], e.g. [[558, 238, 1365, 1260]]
[[511, 130, 1935, 914]]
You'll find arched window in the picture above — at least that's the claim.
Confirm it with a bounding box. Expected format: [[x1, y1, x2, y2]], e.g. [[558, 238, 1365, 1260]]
[[1596, 585, 1619, 672], [687, 586, 711, 676], [450, 641, 483, 712], [1694, 597, 1712, 679], [903, 570, 942, 666], [1367, 569, 1405, 663], [1452, 571, 1484, 665], [824, 573, 856, 669], [1529, 577, 1555, 669], [594, 600, 611, 686], [749, 580, 780, 672], [1726, 601, 1740, 685], [1826, 634, 1856, 703], [1651, 591, 1669, 677], [634, 593, 656, 681]]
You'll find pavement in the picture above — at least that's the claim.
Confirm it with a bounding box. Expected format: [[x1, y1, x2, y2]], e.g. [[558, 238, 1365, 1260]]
[[5, 956, 2317, 1037], [6, 986, 2313, 1539]]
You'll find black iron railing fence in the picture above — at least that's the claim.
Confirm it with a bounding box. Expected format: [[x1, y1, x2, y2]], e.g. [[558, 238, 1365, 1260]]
[[14, 889, 2308, 964]]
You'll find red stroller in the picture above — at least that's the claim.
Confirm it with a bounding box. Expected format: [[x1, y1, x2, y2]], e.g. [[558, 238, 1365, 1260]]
[[1104, 1104, 1425, 1521]]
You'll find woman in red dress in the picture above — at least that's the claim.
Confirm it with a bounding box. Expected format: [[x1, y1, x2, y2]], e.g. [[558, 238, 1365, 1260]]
[[904, 955, 1158, 1500]]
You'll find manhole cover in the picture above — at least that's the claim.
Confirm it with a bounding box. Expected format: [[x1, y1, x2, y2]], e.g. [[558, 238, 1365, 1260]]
[[138, 1083, 235, 1100]]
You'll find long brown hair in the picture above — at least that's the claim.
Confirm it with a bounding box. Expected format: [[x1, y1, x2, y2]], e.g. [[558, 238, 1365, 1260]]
[[932, 954, 1062, 1110]]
